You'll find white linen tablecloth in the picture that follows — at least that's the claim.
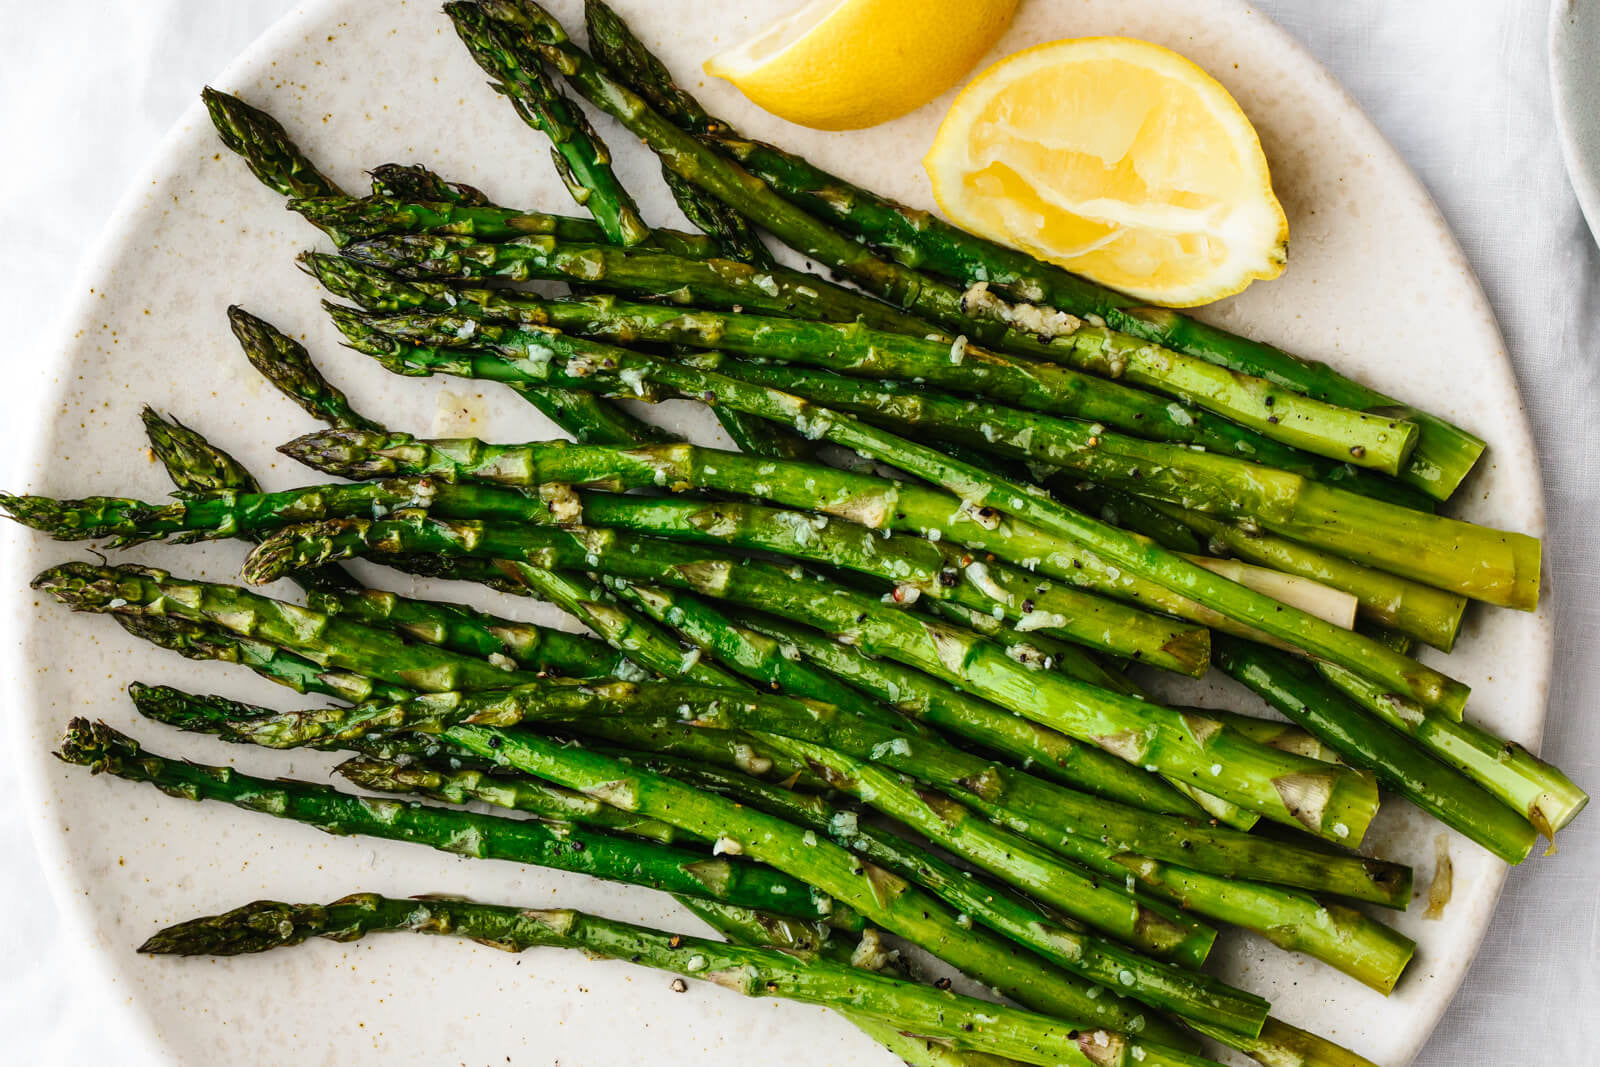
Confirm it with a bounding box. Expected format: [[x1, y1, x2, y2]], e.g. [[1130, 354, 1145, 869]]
[[1, 2, 1594, 1062]]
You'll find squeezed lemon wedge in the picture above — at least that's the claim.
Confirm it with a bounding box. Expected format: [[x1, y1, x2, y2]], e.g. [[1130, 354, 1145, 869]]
[[924, 36, 1289, 306]]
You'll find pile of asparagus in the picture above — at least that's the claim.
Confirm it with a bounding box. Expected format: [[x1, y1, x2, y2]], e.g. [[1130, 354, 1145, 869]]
[[10, 2, 1587, 1064]]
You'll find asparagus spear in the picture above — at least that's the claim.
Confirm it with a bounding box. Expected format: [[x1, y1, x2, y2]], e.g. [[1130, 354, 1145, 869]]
[[114, 612, 412, 705], [31, 561, 622, 687], [349, 299, 1497, 608], [227, 305, 381, 431], [681, 900, 1376, 1067], [705, 133, 1481, 502], [382, 290, 1414, 480], [302, 584, 632, 677], [200, 87, 342, 199], [2, 477, 1210, 675], [1213, 637, 1538, 863], [446, 1, 648, 245], [339, 236, 1401, 496], [584, 748, 1267, 1033], [240, 519, 1387, 845], [336, 291, 1404, 485], [202, 88, 662, 448], [56, 718, 845, 923], [336, 756, 693, 845], [459, 0, 805, 468], [167, 661, 1400, 909], [140, 890, 1220, 1067], [354, 569, 1222, 962], [293, 193, 718, 253], [469, 1, 1422, 477], [675, 897, 1024, 1067], [283, 358, 1478, 713], [132, 676, 820, 791], [339, 231, 935, 332], [1065, 486, 1468, 651], [614, 582, 1206, 818], [129, 688, 1193, 1046], [1314, 657, 1589, 841]]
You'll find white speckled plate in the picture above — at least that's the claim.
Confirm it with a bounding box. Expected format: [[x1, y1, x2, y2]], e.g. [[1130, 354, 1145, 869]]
[[1550, 0, 1600, 247], [1, 1, 1551, 1064]]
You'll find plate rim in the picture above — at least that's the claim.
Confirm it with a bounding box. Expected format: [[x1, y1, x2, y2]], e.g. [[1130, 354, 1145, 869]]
[[0, 2, 1549, 1063]]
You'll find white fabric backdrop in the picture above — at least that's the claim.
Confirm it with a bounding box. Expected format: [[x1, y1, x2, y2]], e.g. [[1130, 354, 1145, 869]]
[[0, 1, 1593, 1062]]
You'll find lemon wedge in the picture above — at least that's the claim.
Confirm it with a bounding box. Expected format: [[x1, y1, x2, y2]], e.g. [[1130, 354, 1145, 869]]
[[704, 0, 1017, 131], [924, 36, 1289, 307]]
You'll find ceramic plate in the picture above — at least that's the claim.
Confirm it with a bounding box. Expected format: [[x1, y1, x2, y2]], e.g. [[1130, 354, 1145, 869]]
[[1550, 0, 1600, 246], [1, 1, 1551, 1064]]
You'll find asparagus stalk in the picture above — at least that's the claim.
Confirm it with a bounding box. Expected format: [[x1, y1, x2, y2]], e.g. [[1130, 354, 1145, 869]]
[[4, 474, 1210, 674], [279, 392, 1475, 715], [675, 897, 1024, 1067], [1213, 637, 1539, 863], [394, 289, 1413, 479], [31, 561, 620, 688], [336, 756, 693, 845], [202, 88, 662, 448], [302, 584, 632, 677], [1314, 658, 1589, 841], [339, 236, 1394, 494], [169, 666, 1402, 908], [615, 582, 1206, 818], [682, 900, 1374, 1067], [136, 404, 365, 595], [471, 1, 1425, 479], [132, 676, 821, 792], [590, 748, 1267, 1033], [140, 890, 1219, 1067], [132, 696, 1186, 1040], [114, 613, 412, 705], [240, 518, 1387, 845], [1064, 485, 1467, 651], [56, 718, 845, 923], [705, 134, 1481, 502], [446, 1, 648, 245], [408, 570, 1222, 962]]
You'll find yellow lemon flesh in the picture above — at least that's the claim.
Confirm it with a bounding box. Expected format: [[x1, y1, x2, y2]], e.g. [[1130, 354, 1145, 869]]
[[924, 37, 1289, 307], [704, 0, 1018, 131]]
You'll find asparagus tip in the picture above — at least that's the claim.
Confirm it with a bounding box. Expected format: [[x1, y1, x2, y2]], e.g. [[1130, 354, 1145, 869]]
[[137, 899, 331, 956]]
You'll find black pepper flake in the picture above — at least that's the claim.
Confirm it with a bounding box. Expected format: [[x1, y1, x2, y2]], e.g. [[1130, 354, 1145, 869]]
[[571, 840, 585, 851], [934, 977, 953, 990], [938, 568, 959, 587], [486, 734, 503, 749], [1349, 445, 1367, 458], [961, 1023, 975, 1033], [856, 612, 868, 623], [1267, 415, 1279, 424], [670, 978, 687, 993], [702, 390, 716, 403], [1264, 395, 1276, 407], [1021, 599, 1034, 613]]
